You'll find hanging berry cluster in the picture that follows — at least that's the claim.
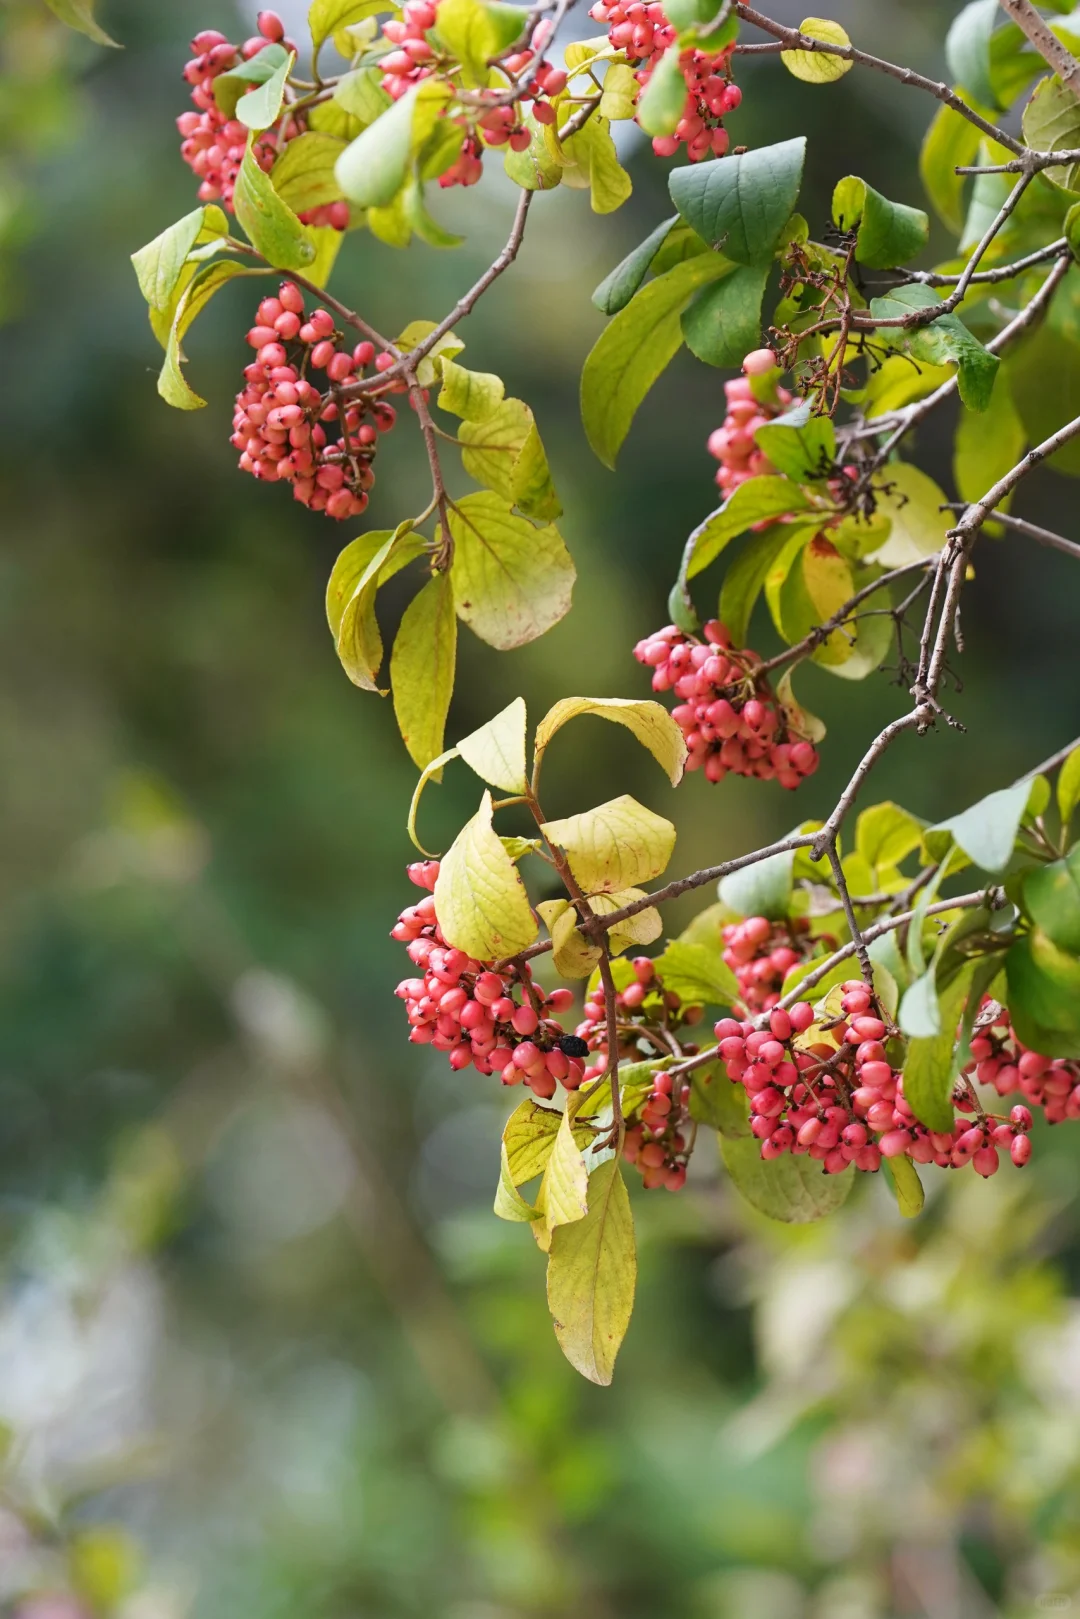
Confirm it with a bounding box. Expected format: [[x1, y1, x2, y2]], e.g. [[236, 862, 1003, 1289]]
[[964, 998, 1080, 1135], [716, 982, 1034, 1178], [177, 15, 295, 212], [707, 348, 793, 496], [588, 0, 741, 161], [392, 862, 586, 1094], [722, 914, 816, 1015], [234, 283, 400, 520], [575, 954, 705, 1078], [634, 619, 820, 787]]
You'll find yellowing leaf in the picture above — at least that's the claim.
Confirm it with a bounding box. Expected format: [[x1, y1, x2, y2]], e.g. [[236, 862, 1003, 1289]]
[[270, 131, 348, 213], [781, 17, 852, 83], [721, 1136, 854, 1221], [331, 523, 421, 690], [336, 79, 449, 208], [503, 1098, 565, 1183], [550, 905, 603, 978], [407, 747, 459, 856], [237, 49, 295, 131], [547, 1158, 636, 1385], [495, 1144, 540, 1221], [131, 205, 226, 313], [434, 790, 539, 958], [435, 0, 527, 86], [539, 1107, 590, 1234], [534, 697, 686, 785], [438, 357, 505, 420], [310, 0, 396, 54], [873, 461, 951, 566], [457, 697, 528, 794], [158, 260, 265, 409], [591, 888, 663, 954], [448, 492, 575, 651], [542, 795, 676, 893], [391, 571, 457, 768], [599, 60, 638, 121], [561, 114, 632, 213]]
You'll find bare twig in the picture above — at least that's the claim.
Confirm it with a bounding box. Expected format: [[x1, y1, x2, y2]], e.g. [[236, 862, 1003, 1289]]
[[998, 0, 1080, 93], [941, 504, 1080, 564]]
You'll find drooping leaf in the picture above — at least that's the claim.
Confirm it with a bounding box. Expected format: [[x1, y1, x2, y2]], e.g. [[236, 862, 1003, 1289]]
[[539, 1107, 590, 1234], [456, 698, 529, 794], [1058, 746, 1080, 830], [899, 967, 943, 1039], [718, 522, 805, 646], [534, 697, 687, 785], [447, 493, 574, 650], [42, 0, 119, 46], [681, 262, 771, 367], [591, 214, 681, 315], [682, 477, 812, 580], [1005, 927, 1080, 1057], [780, 16, 852, 83], [336, 79, 448, 207], [598, 60, 639, 122], [636, 43, 686, 136], [558, 115, 633, 214], [157, 259, 266, 409], [391, 571, 457, 769], [883, 1155, 925, 1218], [902, 963, 976, 1132], [718, 845, 794, 921], [310, 0, 397, 55], [541, 795, 677, 894], [945, 0, 999, 110], [213, 44, 290, 119], [234, 136, 317, 271], [237, 50, 295, 131], [458, 398, 560, 519], [434, 790, 539, 958], [547, 1158, 636, 1385], [669, 138, 807, 265], [502, 1098, 564, 1184], [721, 1136, 853, 1221], [395, 319, 464, 387], [270, 131, 348, 214], [831, 175, 929, 269], [593, 888, 664, 954], [868, 284, 998, 411], [131, 206, 226, 313], [581, 252, 733, 467], [495, 1146, 541, 1221], [856, 801, 925, 872], [1023, 845, 1080, 954], [331, 523, 422, 690], [926, 778, 1032, 872]]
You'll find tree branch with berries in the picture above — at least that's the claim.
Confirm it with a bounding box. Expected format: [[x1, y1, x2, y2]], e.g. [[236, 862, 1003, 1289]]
[[93, 0, 1080, 1381]]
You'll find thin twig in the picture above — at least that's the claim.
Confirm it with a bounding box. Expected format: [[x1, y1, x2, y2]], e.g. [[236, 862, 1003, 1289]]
[[941, 504, 1080, 564], [998, 0, 1080, 94]]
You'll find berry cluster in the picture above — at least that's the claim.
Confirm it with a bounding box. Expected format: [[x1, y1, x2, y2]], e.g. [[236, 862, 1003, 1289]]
[[964, 999, 1079, 1133], [707, 348, 793, 497], [716, 981, 1034, 1178], [177, 14, 295, 212], [588, 0, 741, 162], [634, 619, 820, 787], [722, 914, 814, 1014], [575, 954, 704, 1075], [233, 282, 400, 519], [623, 1069, 690, 1190], [392, 862, 586, 1095], [377, 3, 566, 187]]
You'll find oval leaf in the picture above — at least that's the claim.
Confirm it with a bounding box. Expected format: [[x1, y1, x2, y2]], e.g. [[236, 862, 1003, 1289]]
[[721, 1135, 853, 1221], [391, 571, 457, 769], [547, 1158, 636, 1385], [669, 138, 807, 265], [448, 492, 575, 650], [434, 790, 539, 958], [234, 136, 316, 271], [542, 795, 676, 894]]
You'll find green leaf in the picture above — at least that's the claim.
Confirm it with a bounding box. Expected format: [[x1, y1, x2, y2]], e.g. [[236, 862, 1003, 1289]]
[[131, 206, 226, 314], [719, 845, 794, 921], [213, 45, 290, 120], [599, 59, 639, 121], [1005, 927, 1080, 1057], [438, 357, 505, 420], [233, 136, 317, 271], [237, 49, 295, 131], [653, 940, 740, 1006], [158, 259, 265, 409], [718, 522, 802, 646], [336, 79, 448, 207], [636, 43, 686, 137], [681, 262, 771, 367], [872, 461, 950, 567], [720, 1136, 853, 1221], [669, 138, 807, 265], [581, 251, 733, 467], [270, 131, 348, 213], [1058, 746, 1080, 830], [902, 963, 975, 1131], [780, 16, 852, 83], [547, 1158, 635, 1385], [456, 698, 528, 794], [920, 97, 983, 235], [1023, 846, 1080, 954], [831, 175, 929, 270], [513, 423, 562, 520], [42, 0, 120, 46], [311, 0, 397, 55], [927, 778, 1032, 872], [753, 401, 836, 483], [503, 112, 564, 191], [560, 115, 633, 214], [682, 476, 811, 580], [334, 66, 394, 127], [434, 789, 539, 958], [945, 0, 999, 111], [332, 524, 421, 690], [435, 0, 526, 86], [591, 214, 680, 315], [326, 527, 423, 640], [882, 1155, 925, 1218], [391, 571, 457, 769], [856, 801, 925, 872], [954, 372, 1025, 532], [534, 697, 687, 785], [690, 1065, 752, 1134], [541, 795, 677, 894], [1021, 72, 1080, 191], [868, 284, 999, 412], [1006, 320, 1080, 478], [447, 492, 574, 650], [899, 967, 942, 1038]]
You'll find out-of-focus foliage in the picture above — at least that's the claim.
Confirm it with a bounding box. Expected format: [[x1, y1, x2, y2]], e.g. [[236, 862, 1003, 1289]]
[[4, 1, 1080, 1616]]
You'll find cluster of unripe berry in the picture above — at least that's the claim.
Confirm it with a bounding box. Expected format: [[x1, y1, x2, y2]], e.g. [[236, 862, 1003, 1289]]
[[377, 3, 566, 188], [392, 862, 587, 1094], [707, 348, 793, 496], [588, 0, 740, 161], [716, 981, 1034, 1178], [722, 914, 814, 1014], [178, 14, 297, 213], [234, 282, 399, 519], [964, 999, 1079, 1131], [634, 619, 820, 787]]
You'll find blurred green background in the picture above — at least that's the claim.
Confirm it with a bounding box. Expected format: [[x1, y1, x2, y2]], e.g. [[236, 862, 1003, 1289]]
[[2, 1, 1080, 1614]]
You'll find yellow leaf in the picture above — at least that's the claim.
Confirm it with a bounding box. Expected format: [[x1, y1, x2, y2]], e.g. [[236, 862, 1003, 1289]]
[[540, 1107, 589, 1233], [494, 1143, 540, 1221], [591, 888, 663, 953], [534, 697, 686, 785], [542, 794, 676, 893], [781, 17, 852, 83], [458, 697, 528, 794], [873, 462, 951, 566], [391, 571, 457, 769], [547, 1158, 636, 1385], [434, 790, 539, 958], [407, 747, 460, 855], [551, 906, 603, 978]]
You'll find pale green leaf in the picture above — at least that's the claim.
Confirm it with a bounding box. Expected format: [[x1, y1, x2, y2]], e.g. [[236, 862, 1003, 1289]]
[[534, 697, 687, 785], [883, 1155, 925, 1218], [270, 131, 348, 213], [1058, 745, 1080, 830], [438, 357, 505, 421], [636, 44, 685, 136], [407, 747, 459, 856], [780, 16, 852, 83], [495, 1145, 540, 1221], [447, 492, 575, 650], [547, 1158, 636, 1385], [920, 98, 983, 234], [435, 0, 527, 86], [946, 0, 999, 110], [720, 1136, 853, 1221], [391, 571, 457, 769], [131, 207, 225, 313], [310, 0, 396, 54], [457, 697, 528, 794], [434, 790, 539, 958], [234, 136, 317, 271], [541, 795, 676, 894], [42, 0, 119, 46], [336, 79, 448, 207], [719, 845, 794, 920], [927, 778, 1032, 872], [560, 115, 632, 214], [872, 461, 950, 567], [684, 477, 812, 581], [653, 940, 740, 1006], [237, 50, 295, 131]]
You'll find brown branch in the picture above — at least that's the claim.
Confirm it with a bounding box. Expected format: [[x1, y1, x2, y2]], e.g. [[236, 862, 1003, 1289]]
[[825, 843, 875, 987], [999, 0, 1080, 94], [734, 3, 1025, 154], [898, 239, 1067, 287], [941, 504, 1080, 563], [812, 709, 931, 859]]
